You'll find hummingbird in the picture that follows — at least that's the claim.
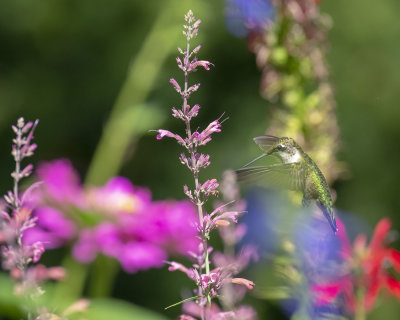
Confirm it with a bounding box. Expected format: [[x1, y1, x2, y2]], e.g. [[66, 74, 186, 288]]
[[236, 135, 338, 233]]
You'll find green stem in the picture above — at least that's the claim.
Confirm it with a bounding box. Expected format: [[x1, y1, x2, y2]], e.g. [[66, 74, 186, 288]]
[[355, 288, 366, 320], [52, 253, 89, 308], [88, 255, 119, 297], [85, 0, 184, 186]]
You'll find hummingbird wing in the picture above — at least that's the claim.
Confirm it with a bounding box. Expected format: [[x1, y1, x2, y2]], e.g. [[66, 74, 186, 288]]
[[253, 136, 280, 153], [235, 163, 305, 191]]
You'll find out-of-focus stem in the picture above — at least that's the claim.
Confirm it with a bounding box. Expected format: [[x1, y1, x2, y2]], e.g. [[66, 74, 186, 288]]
[[85, 0, 183, 186], [52, 254, 89, 308], [355, 288, 366, 320], [88, 255, 119, 297]]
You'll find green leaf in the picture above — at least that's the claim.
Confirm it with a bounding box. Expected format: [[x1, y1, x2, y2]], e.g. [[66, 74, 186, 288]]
[[164, 296, 202, 310], [86, 298, 168, 320], [255, 286, 291, 300]]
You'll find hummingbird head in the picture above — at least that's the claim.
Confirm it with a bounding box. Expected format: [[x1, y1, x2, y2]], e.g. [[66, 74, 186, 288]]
[[267, 137, 302, 164]]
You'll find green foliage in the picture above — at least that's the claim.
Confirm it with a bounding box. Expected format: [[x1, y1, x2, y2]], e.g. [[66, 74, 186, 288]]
[[86, 298, 168, 320]]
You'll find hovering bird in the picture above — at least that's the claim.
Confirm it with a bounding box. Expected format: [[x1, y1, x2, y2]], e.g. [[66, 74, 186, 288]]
[[236, 135, 337, 233]]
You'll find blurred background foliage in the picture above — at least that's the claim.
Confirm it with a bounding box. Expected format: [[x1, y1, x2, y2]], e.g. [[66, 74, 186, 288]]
[[0, 0, 400, 319]]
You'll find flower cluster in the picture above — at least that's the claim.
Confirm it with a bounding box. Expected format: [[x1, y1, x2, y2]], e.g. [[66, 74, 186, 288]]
[[155, 10, 254, 319], [311, 218, 400, 317], [0, 118, 65, 318], [24, 159, 199, 273]]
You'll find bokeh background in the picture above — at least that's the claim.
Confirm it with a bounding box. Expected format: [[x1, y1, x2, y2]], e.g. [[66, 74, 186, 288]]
[[0, 0, 400, 319]]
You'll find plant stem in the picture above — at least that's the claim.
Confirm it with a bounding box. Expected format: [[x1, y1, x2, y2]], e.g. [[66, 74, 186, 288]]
[[88, 255, 119, 297], [85, 0, 182, 186], [13, 128, 21, 211], [52, 254, 89, 308], [355, 288, 366, 320]]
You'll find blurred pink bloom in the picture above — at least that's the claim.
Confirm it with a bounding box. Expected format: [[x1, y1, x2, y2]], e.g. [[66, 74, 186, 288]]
[[37, 159, 84, 206], [119, 242, 167, 273], [87, 176, 151, 216], [32, 159, 199, 273], [72, 199, 199, 272], [23, 206, 76, 249], [72, 229, 98, 263]]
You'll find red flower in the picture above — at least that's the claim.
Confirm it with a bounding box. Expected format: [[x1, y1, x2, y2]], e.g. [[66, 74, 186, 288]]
[[311, 218, 400, 313]]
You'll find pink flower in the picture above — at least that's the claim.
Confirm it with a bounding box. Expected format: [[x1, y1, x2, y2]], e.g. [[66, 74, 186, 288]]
[[37, 159, 84, 206], [23, 206, 76, 249], [155, 130, 185, 145], [188, 60, 214, 71], [119, 242, 167, 273], [72, 230, 98, 264], [87, 176, 151, 216], [31, 242, 45, 263]]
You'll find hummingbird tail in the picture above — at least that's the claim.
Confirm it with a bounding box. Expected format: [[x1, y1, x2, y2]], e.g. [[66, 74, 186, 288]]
[[322, 206, 338, 234]]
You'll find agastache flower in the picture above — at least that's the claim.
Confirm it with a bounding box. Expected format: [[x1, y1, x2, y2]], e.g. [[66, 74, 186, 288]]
[[155, 129, 186, 145], [154, 10, 255, 318], [0, 118, 68, 319]]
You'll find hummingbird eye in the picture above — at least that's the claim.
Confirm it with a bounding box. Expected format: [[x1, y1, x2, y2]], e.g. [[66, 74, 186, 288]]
[[277, 144, 285, 151]]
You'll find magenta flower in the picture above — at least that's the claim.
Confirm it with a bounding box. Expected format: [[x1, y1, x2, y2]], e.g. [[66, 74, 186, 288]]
[[23, 206, 76, 249], [71, 199, 199, 272], [37, 159, 84, 207], [31, 159, 199, 273], [119, 242, 167, 273], [87, 176, 151, 216]]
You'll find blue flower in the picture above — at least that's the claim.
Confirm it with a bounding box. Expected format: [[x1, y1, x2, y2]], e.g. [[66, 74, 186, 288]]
[[225, 0, 274, 37]]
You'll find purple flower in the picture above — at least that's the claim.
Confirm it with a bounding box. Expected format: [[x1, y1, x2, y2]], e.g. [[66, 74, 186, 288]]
[[23, 206, 76, 249], [129, 200, 199, 255], [37, 159, 84, 206], [225, 0, 274, 37], [119, 242, 167, 273], [31, 242, 45, 263], [94, 223, 121, 257], [188, 60, 214, 72], [155, 130, 186, 145], [72, 199, 198, 273], [87, 176, 151, 216], [72, 230, 98, 264], [170, 78, 182, 93]]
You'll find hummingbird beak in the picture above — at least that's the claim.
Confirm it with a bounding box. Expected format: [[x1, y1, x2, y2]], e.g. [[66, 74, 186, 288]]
[[242, 153, 267, 168]]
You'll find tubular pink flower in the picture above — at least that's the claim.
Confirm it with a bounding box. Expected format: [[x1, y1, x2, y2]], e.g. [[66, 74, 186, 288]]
[[156, 130, 185, 145], [188, 104, 200, 118], [170, 78, 182, 93], [189, 60, 214, 71], [31, 241, 45, 263], [231, 278, 255, 290]]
